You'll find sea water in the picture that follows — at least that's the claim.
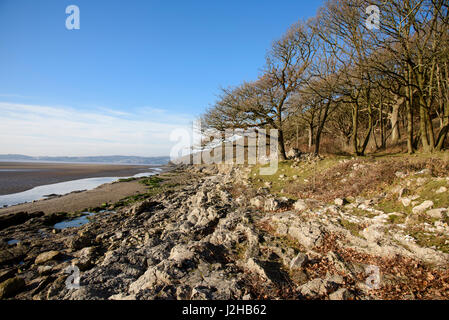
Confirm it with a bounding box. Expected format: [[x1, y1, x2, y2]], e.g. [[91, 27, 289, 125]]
[[0, 171, 158, 207]]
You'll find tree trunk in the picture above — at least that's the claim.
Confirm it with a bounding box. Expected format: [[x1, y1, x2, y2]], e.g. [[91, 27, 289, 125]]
[[390, 98, 401, 144], [359, 104, 373, 156], [278, 128, 287, 160], [352, 103, 360, 155], [308, 124, 314, 150], [380, 103, 386, 149], [406, 68, 414, 154], [435, 62, 449, 150]]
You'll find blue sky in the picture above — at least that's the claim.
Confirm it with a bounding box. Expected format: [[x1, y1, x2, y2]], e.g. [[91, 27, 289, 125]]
[[0, 0, 323, 156]]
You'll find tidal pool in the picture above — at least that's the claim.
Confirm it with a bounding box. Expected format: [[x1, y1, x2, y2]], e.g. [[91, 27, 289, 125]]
[[53, 212, 97, 229]]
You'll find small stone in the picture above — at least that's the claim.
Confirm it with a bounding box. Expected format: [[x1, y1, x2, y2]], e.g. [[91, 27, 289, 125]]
[[395, 171, 407, 178], [264, 181, 272, 188], [436, 186, 447, 194], [334, 198, 348, 206], [416, 177, 428, 186], [290, 253, 308, 269], [415, 168, 431, 175], [250, 197, 264, 208], [401, 198, 412, 207]]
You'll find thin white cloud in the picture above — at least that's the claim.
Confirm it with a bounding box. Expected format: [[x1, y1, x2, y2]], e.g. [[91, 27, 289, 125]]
[[0, 102, 194, 157]]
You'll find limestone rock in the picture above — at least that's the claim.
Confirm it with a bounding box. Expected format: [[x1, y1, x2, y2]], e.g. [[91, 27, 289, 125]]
[[264, 198, 280, 212], [329, 288, 354, 300], [290, 253, 309, 269], [426, 208, 447, 219], [298, 278, 328, 297], [0, 277, 25, 299], [293, 199, 307, 212], [35, 250, 61, 265], [412, 200, 434, 214], [436, 186, 447, 194], [250, 197, 264, 208], [334, 198, 348, 206]]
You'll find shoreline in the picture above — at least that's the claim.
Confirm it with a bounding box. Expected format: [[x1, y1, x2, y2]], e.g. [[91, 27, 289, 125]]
[[0, 162, 163, 196], [0, 159, 448, 300]]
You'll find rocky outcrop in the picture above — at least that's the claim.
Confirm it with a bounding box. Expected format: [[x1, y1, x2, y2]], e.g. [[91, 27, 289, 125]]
[[0, 163, 448, 300]]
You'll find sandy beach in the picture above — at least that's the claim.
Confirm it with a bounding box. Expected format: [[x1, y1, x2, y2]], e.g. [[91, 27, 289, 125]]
[[0, 178, 149, 216], [0, 162, 156, 195]]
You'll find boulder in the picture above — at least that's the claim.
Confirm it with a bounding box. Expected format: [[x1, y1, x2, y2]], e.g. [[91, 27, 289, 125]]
[[426, 208, 447, 219], [293, 200, 307, 211], [288, 223, 323, 249], [0, 277, 25, 299], [412, 200, 434, 214], [298, 278, 328, 297], [264, 198, 280, 212], [286, 148, 301, 159], [0, 269, 16, 283], [35, 250, 61, 265], [329, 288, 354, 300], [65, 232, 92, 250]]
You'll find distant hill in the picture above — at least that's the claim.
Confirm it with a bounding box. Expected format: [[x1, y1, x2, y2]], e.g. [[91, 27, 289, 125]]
[[0, 154, 170, 165]]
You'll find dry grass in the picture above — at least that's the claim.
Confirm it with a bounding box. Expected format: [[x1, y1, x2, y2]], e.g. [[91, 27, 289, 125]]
[[283, 156, 449, 202]]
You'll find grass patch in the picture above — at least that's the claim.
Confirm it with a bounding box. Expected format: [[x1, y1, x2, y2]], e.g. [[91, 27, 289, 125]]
[[388, 214, 406, 224], [116, 177, 138, 183], [111, 175, 180, 209], [249, 155, 449, 203], [250, 157, 345, 198], [140, 176, 164, 187], [339, 218, 363, 237], [376, 199, 410, 215], [416, 179, 449, 209], [410, 231, 449, 254]]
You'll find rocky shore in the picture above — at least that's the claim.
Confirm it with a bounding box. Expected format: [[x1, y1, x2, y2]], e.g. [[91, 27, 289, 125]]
[[1, 160, 449, 300]]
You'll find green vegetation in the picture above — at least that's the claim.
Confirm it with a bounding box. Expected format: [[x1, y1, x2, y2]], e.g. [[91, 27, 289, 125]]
[[339, 218, 363, 237], [139, 176, 164, 187], [250, 157, 346, 197], [110, 175, 182, 209], [410, 231, 449, 254], [116, 177, 138, 183]]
